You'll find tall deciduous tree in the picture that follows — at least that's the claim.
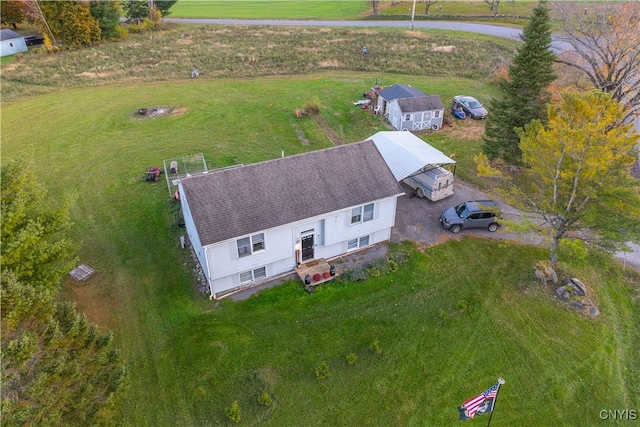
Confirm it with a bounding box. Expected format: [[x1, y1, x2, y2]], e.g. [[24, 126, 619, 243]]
[[478, 90, 640, 266], [37, 0, 101, 48], [552, 2, 640, 125], [482, 0, 556, 164], [1, 0, 25, 29]]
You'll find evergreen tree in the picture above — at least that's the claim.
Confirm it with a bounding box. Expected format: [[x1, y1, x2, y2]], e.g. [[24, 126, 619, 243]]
[[154, 0, 178, 17], [123, 0, 149, 24], [90, 0, 122, 40], [482, 1, 556, 164], [1, 156, 77, 291]]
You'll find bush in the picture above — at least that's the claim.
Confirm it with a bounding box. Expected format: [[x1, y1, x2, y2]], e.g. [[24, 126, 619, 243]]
[[258, 391, 272, 407], [115, 26, 129, 39], [346, 353, 358, 365], [315, 361, 330, 379], [341, 267, 367, 282], [365, 258, 389, 278], [225, 400, 241, 423], [304, 102, 320, 115], [370, 339, 382, 355]]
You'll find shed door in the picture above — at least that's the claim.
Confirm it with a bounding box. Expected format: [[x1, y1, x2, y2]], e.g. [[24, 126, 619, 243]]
[[301, 230, 314, 262]]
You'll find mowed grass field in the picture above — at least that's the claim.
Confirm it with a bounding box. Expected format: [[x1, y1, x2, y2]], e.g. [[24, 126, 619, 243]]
[[170, 0, 372, 19], [1, 23, 639, 426], [168, 0, 537, 20]]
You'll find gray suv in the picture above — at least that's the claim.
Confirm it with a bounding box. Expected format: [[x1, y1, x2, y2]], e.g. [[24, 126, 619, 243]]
[[439, 200, 501, 233]]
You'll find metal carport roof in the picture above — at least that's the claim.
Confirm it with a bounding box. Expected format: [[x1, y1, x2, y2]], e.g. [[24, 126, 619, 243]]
[[368, 131, 456, 181]]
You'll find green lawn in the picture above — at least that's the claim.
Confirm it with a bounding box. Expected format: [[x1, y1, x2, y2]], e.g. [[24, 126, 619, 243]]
[[170, 0, 372, 19], [1, 75, 638, 426]]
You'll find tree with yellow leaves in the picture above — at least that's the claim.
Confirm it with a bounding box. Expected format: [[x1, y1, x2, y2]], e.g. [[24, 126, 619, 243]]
[[477, 90, 640, 266]]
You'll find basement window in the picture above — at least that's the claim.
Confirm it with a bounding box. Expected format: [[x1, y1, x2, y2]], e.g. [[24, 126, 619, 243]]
[[348, 235, 370, 251], [239, 266, 267, 284]]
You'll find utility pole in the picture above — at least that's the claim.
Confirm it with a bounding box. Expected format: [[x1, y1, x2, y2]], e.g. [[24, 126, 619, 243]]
[[410, 0, 417, 30]]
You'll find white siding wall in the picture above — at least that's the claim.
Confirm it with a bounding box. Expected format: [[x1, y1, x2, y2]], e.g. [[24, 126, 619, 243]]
[[202, 195, 399, 297], [177, 183, 208, 285]]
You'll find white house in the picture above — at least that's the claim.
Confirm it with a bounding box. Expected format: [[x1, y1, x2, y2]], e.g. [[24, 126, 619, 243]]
[[176, 141, 404, 299], [0, 29, 27, 57]]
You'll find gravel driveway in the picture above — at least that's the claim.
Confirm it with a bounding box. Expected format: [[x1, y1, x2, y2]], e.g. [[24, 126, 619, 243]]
[[392, 180, 543, 247]]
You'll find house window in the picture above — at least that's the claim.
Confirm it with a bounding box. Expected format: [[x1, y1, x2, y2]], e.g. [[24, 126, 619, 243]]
[[237, 233, 266, 258], [351, 207, 362, 224], [348, 235, 370, 251], [404, 113, 411, 121], [239, 266, 267, 284], [363, 203, 374, 222], [434, 110, 441, 118], [351, 203, 374, 224]]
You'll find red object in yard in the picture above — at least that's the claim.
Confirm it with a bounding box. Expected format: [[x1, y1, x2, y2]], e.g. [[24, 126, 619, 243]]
[[322, 272, 331, 279], [313, 273, 321, 282], [145, 166, 162, 182]]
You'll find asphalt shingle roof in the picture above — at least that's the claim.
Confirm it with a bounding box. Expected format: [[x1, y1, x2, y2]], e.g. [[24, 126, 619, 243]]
[[397, 95, 445, 113], [377, 84, 427, 101], [0, 29, 24, 41], [180, 141, 403, 246]]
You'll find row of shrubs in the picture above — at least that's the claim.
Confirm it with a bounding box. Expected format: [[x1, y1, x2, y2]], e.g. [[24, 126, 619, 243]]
[[339, 250, 409, 282]]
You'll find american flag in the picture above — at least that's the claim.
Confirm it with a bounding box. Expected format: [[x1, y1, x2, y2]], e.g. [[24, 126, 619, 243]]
[[459, 383, 499, 420]]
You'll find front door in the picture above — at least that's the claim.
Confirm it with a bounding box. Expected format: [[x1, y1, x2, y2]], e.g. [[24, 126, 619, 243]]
[[301, 230, 314, 262]]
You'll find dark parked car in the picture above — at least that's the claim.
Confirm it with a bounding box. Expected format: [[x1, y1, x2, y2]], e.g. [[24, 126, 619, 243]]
[[439, 200, 501, 233], [25, 35, 44, 46], [452, 95, 487, 119]]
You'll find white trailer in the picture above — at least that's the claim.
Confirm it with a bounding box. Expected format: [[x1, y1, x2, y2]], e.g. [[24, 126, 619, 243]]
[[402, 165, 454, 201]]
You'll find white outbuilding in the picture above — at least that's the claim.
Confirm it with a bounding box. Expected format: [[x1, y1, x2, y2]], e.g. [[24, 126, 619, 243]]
[[0, 29, 27, 57]]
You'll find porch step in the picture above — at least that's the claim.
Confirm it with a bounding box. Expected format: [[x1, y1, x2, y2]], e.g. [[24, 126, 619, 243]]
[[295, 258, 337, 287]]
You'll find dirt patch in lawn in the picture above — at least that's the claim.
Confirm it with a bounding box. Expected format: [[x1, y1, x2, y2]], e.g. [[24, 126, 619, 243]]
[[441, 119, 485, 141], [133, 106, 187, 118], [312, 114, 345, 145]]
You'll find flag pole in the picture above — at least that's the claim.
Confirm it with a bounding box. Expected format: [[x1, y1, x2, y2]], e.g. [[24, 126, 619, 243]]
[[486, 378, 505, 427]]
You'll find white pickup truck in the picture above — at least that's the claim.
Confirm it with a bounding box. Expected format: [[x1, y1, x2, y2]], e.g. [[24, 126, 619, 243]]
[[402, 165, 454, 201]]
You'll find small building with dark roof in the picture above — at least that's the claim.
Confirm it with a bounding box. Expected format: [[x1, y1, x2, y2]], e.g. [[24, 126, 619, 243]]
[[0, 29, 27, 57], [176, 140, 404, 298], [371, 84, 444, 131]]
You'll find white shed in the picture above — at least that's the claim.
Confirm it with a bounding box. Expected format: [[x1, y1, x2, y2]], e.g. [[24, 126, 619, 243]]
[[0, 29, 27, 57]]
